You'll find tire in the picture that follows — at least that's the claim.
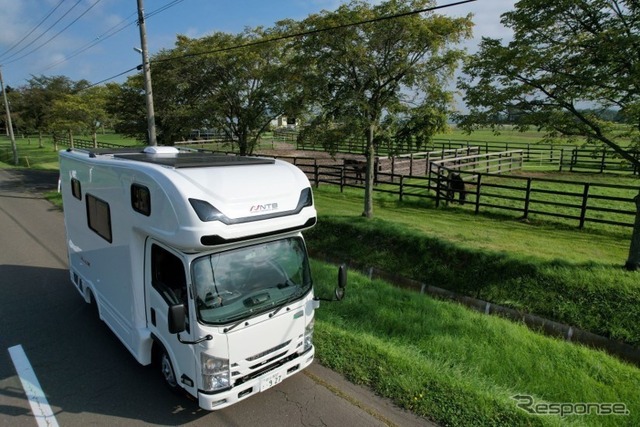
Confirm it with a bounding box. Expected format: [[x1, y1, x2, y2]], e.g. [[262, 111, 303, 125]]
[[157, 345, 180, 392]]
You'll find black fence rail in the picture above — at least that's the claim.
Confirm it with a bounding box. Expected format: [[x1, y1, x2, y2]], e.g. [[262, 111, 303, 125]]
[[293, 134, 640, 175], [189, 145, 638, 231], [280, 158, 638, 230], [52, 134, 129, 149]]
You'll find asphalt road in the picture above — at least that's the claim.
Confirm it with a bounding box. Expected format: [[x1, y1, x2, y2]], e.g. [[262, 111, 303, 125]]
[[0, 168, 433, 427]]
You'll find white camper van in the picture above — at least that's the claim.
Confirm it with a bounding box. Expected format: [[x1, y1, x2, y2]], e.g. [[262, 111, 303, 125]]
[[59, 146, 345, 410]]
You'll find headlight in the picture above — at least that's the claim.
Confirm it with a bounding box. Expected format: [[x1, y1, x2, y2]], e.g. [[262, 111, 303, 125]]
[[304, 317, 315, 352], [201, 353, 230, 392]]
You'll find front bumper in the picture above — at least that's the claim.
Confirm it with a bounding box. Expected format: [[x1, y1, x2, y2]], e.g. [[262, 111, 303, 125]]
[[198, 347, 315, 410]]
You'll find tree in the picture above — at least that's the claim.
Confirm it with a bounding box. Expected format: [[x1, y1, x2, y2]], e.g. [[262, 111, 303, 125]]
[[48, 86, 109, 148], [456, 0, 640, 269], [291, 0, 472, 217], [12, 75, 87, 148], [105, 77, 148, 142], [150, 28, 298, 152]]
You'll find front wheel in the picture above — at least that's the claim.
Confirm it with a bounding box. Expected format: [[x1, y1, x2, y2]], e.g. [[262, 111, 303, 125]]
[[157, 346, 179, 392]]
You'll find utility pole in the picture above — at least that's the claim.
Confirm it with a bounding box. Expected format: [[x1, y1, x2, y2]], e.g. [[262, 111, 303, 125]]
[[0, 66, 18, 165], [136, 0, 157, 146]]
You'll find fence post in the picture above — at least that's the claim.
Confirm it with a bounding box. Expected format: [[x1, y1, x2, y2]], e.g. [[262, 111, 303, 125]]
[[391, 156, 396, 182], [425, 152, 430, 176], [579, 183, 590, 228], [340, 166, 345, 193], [399, 175, 405, 202], [559, 149, 564, 172], [409, 153, 414, 176], [474, 173, 482, 214], [314, 162, 320, 188], [600, 148, 606, 173], [523, 178, 532, 220], [435, 166, 442, 208]]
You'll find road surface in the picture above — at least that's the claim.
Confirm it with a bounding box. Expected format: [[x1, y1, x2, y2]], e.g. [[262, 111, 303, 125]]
[[0, 168, 433, 427]]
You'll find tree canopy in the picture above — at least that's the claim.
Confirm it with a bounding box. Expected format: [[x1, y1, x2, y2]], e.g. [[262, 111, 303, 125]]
[[291, 0, 472, 217], [457, 0, 639, 161], [147, 28, 297, 153], [457, 0, 640, 269]]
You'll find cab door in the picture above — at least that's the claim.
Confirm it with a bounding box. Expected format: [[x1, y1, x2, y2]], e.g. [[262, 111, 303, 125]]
[[145, 239, 197, 395]]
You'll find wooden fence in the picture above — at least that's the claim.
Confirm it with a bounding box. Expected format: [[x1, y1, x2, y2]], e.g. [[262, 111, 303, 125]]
[[46, 136, 638, 230], [271, 155, 638, 230], [294, 134, 640, 174], [52, 134, 127, 149]]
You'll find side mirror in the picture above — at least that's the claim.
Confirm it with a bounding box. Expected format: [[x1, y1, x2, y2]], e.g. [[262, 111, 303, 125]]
[[168, 304, 186, 334], [334, 264, 347, 301]]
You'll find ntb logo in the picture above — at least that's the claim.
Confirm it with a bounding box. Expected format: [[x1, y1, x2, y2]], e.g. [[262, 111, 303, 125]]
[[250, 203, 278, 213]]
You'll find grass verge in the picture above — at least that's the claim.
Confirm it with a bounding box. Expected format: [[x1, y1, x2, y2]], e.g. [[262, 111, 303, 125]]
[[307, 186, 640, 346], [312, 261, 640, 426]]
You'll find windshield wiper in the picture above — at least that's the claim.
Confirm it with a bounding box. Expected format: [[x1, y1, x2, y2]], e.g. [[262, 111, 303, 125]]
[[223, 318, 246, 333], [269, 288, 305, 318]]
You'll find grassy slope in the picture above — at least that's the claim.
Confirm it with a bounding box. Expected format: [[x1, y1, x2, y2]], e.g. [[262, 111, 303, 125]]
[[307, 186, 640, 346], [312, 262, 640, 427]]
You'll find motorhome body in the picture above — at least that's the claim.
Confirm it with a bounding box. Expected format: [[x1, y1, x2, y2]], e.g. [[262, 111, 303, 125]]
[[59, 146, 341, 410]]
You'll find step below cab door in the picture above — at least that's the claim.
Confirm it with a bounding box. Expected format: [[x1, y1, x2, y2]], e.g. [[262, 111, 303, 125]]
[[145, 239, 197, 395]]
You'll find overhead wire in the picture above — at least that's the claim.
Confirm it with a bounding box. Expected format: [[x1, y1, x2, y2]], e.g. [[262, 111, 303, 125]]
[[2, 0, 103, 66], [39, 11, 139, 73], [0, 0, 85, 63], [0, 0, 67, 61], [84, 0, 477, 90], [36, 0, 186, 76], [152, 0, 477, 66], [145, 0, 187, 19]]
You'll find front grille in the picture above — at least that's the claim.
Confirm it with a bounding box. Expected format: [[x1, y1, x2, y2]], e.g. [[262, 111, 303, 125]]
[[246, 340, 291, 361], [233, 352, 300, 387]]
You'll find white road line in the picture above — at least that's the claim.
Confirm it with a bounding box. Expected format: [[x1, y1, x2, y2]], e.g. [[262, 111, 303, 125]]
[[8, 345, 60, 427]]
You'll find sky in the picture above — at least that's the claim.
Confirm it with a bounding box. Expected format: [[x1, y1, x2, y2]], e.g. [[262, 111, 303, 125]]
[[0, 0, 516, 89]]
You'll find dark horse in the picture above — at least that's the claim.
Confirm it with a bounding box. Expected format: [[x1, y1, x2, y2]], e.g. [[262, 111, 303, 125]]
[[344, 159, 367, 183], [447, 171, 466, 204]]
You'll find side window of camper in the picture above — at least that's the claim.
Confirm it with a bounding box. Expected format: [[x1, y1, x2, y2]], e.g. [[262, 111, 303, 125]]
[[131, 184, 151, 216], [151, 244, 188, 308], [71, 178, 82, 200], [86, 194, 112, 243]]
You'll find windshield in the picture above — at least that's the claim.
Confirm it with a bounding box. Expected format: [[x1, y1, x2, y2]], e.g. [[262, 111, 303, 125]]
[[191, 237, 312, 325]]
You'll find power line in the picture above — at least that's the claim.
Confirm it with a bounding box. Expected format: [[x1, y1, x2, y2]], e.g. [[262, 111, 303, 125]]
[[2, 0, 102, 66], [84, 0, 476, 90], [145, 0, 186, 19], [86, 66, 141, 88], [151, 0, 478, 65], [37, 0, 186, 75], [0, 0, 67, 61], [39, 12, 138, 73], [0, 0, 85, 63]]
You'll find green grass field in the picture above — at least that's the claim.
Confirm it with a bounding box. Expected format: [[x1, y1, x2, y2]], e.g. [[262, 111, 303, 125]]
[[3, 132, 640, 425], [312, 261, 639, 426]]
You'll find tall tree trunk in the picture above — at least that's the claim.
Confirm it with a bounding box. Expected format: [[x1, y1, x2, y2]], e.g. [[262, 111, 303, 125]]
[[625, 191, 640, 271], [362, 124, 375, 218], [38, 131, 43, 149]]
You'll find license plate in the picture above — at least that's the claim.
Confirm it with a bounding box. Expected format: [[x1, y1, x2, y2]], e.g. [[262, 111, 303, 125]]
[[260, 369, 284, 392]]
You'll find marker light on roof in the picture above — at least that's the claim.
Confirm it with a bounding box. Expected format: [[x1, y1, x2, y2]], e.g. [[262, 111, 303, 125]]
[[189, 199, 227, 222]]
